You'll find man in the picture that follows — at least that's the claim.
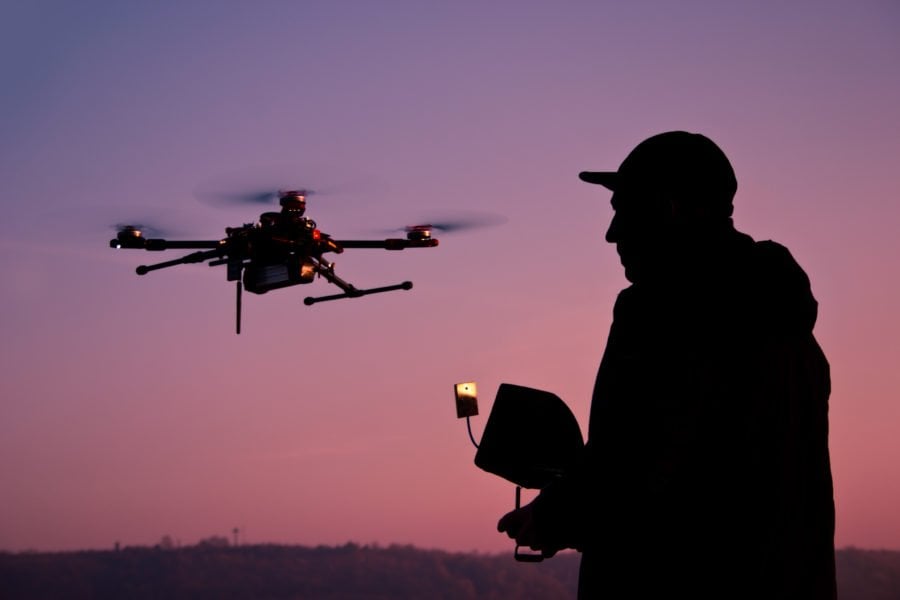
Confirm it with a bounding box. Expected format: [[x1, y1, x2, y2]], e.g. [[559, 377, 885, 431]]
[[498, 131, 836, 599]]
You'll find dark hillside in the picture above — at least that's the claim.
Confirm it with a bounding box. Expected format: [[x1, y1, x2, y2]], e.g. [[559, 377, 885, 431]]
[[837, 548, 900, 600], [1, 544, 896, 599], [0, 543, 578, 600]]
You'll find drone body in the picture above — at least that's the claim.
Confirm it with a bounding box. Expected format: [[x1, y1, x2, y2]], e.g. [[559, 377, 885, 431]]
[[110, 191, 438, 333]]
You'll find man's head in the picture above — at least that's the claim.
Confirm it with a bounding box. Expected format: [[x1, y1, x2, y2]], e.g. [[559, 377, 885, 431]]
[[580, 131, 737, 282]]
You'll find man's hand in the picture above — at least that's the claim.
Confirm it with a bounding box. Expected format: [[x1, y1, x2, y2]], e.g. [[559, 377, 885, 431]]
[[497, 501, 560, 558]]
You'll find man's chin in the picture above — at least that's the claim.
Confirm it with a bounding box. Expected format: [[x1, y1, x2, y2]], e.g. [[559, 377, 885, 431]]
[[621, 262, 640, 283]]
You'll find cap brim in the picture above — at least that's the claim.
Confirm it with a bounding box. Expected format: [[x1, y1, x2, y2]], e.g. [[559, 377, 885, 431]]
[[579, 171, 617, 190]]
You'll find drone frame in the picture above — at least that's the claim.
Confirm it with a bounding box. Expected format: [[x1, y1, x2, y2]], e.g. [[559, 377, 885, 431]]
[[110, 198, 438, 333]]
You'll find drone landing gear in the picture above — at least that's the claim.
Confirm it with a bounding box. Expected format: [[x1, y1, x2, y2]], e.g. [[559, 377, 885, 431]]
[[304, 281, 412, 305], [302, 256, 413, 306]]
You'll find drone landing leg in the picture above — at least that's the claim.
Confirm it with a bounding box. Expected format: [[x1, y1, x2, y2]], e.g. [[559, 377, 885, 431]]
[[304, 281, 413, 306]]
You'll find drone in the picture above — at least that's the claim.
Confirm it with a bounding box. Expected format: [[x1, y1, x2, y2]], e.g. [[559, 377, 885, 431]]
[[110, 190, 440, 334]]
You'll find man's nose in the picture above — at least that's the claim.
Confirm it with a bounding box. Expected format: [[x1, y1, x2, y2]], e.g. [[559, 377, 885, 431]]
[[605, 213, 619, 243]]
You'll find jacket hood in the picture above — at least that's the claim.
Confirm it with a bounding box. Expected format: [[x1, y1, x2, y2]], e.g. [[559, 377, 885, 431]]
[[746, 238, 819, 335], [624, 228, 820, 338]]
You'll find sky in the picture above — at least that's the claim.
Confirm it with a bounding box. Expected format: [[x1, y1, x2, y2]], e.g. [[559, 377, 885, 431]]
[[1, 0, 899, 554]]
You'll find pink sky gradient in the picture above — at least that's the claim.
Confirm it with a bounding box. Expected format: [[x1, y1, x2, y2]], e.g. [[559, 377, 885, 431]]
[[2, 1, 899, 554]]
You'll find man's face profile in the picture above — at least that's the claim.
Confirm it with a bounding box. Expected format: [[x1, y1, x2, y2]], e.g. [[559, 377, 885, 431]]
[[605, 187, 674, 283], [583, 131, 739, 284]]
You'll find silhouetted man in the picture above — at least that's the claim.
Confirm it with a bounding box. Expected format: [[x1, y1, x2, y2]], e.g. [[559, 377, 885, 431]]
[[498, 131, 836, 599]]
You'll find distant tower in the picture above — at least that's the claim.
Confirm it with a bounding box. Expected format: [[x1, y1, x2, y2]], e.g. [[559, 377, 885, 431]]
[[232, 527, 239, 547]]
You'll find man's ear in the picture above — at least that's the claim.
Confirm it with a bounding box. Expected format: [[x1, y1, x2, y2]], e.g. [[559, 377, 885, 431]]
[[669, 194, 725, 222], [671, 191, 734, 221], [667, 195, 702, 223]]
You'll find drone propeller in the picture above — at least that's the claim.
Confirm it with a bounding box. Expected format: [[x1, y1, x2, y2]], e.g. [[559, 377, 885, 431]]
[[407, 220, 490, 234], [203, 190, 280, 206], [192, 163, 391, 210], [194, 188, 318, 207], [379, 211, 508, 236]]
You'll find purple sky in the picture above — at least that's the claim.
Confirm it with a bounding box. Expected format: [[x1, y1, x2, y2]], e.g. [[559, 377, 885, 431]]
[[1, 1, 899, 553]]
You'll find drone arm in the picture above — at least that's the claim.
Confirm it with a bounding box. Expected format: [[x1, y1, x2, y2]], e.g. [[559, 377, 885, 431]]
[[144, 239, 222, 250], [332, 238, 438, 250], [110, 237, 221, 250], [135, 248, 224, 275]]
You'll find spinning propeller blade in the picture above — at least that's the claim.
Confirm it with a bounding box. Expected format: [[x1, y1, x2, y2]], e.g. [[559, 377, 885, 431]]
[[377, 211, 507, 236], [191, 163, 385, 209], [193, 189, 320, 207]]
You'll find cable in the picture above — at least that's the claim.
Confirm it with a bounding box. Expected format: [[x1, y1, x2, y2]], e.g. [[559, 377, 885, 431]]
[[466, 416, 479, 449]]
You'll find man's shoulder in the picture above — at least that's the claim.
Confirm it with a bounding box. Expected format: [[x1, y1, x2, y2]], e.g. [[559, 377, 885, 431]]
[[733, 236, 819, 334], [611, 284, 639, 315], [752, 238, 798, 264], [611, 234, 817, 327], [746, 238, 813, 291]]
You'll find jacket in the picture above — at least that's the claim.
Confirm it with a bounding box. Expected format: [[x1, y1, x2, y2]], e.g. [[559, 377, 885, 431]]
[[534, 228, 836, 599]]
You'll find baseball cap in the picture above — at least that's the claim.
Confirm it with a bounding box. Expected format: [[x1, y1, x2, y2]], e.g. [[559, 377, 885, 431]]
[[579, 131, 737, 215]]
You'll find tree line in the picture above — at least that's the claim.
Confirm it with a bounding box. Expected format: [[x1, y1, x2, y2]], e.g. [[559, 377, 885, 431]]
[[1, 543, 896, 599]]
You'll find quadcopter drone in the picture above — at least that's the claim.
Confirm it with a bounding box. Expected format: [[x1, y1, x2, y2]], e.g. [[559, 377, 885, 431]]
[[110, 190, 439, 333]]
